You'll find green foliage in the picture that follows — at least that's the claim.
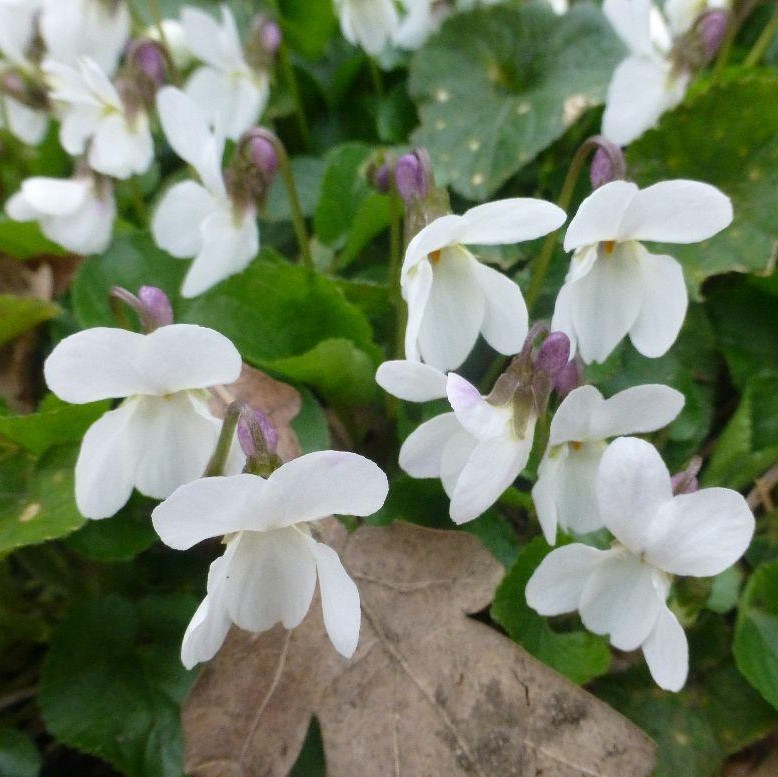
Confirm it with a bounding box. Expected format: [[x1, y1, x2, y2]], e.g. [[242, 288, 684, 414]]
[[38, 595, 197, 777], [628, 72, 778, 295], [0, 218, 64, 259], [491, 537, 611, 684], [0, 729, 41, 777], [409, 2, 621, 198], [277, 0, 337, 59], [0, 295, 60, 347]]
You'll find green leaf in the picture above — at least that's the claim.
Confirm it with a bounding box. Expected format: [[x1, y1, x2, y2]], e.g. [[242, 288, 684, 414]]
[[409, 2, 621, 198], [734, 559, 778, 711], [0, 395, 109, 456], [277, 0, 337, 59], [704, 372, 778, 490], [0, 295, 60, 346], [0, 218, 65, 259], [491, 537, 611, 684], [39, 594, 197, 777], [291, 387, 331, 453], [263, 156, 327, 222], [627, 72, 778, 295], [0, 444, 85, 555], [0, 729, 41, 777]]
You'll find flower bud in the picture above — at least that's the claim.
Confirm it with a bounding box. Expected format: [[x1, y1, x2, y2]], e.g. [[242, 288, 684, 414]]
[[370, 161, 392, 194], [696, 10, 728, 63], [671, 457, 702, 495], [145, 20, 192, 69], [588, 136, 626, 189], [258, 19, 282, 57], [553, 357, 583, 399], [110, 285, 173, 331], [246, 15, 282, 70], [535, 331, 571, 378], [126, 39, 166, 88], [237, 407, 278, 458], [395, 151, 429, 203], [247, 133, 279, 180]]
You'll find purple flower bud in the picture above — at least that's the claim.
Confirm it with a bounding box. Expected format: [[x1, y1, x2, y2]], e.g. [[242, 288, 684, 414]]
[[535, 332, 571, 378], [138, 286, 173, 328], [395, 152, 429, 203], [248, 134, 279, 180], [259, 19, 282, 57], [553, 357, 583, 399], [127, 39, 166, 87], [237, 408, 278, 458], [371, 162, 392, 194], [588, 136, 626, 189], [697, 10, 728, 62], [671, 457, 702, 495]]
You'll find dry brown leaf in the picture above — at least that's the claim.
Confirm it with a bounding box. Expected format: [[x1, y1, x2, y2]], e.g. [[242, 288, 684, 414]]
[[184, 520, 656, 777]]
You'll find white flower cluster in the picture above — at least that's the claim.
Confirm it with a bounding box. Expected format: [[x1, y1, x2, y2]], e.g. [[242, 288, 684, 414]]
[[377, 163, 753, 690]]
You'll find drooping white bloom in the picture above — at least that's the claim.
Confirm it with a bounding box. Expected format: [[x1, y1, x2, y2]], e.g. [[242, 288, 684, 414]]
[[551, 179, 732, 363], [402, 199, 566, 372], [601, 0, 689, 145], [44, 57, 154, 179], [334, 0, 400, 55], [533, 383, 684, 543], [44, 324, 244, 519], [40, 0, 130, 76], [5, 173, 116, 254], [152, 451, 389, 667], [392, 0, 450, 50], [152, 86, 259, 298], [180, 5, 269, 141], [526, 436, 754, 691]]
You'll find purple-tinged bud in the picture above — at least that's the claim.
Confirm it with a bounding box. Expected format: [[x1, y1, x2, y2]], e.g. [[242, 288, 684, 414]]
[[535, 332, 571, 378], [671, 457, 702, 495], [553, 356, 583, 399], [246, 15, 282, 70], [696, 10, 728, 63], [587, 136, 626, 189], [258, 19, 282, 57], [237, 407, 278, 458], [247, 133, 279, 180], [395, 151, 429, 203], [126, 39, 166, 88], [138, 286, 173, 328], [371, 162, 392, 194]]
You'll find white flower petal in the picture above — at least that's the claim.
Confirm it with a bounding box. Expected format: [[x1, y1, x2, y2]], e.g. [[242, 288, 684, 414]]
[[180, 205, 259, 298], [75, 401, 140, 519], [474, 263, 529, 356], [180, 6, 240, 70], [597, 436, 673, 553], [570, 242, 643, 363], [225, 528, 318, 632], [589, 383, 685, 440], [399, 413, 461, 479], [151, 474, 272, 550], [309, 538, 361, 658], [459, 198, 566, 245], [417, 246, 484, 371], [525, 543, 609, 615], [563, 181, 639, 251], [4, 96, 48, 145], [337, 0, 399, 54], [532, 448, 565, 545], [550, 283, 576, 356], [440, 427, 478, 497], [446, 373, 509, 439], [401, 214, 465, 278], [375, 360, 447, 402], [402, 259, 433, 362], [58, 104, 101, 156], [20, 177, 89, 216], [89, 112, 153, 179], [579, 550, 661, 651], [641, 602, 688, 691], [152, 181, 216, 258], [603, 0, 654, 56], [549, 384, 605, 446], [42, 182, 115, 255], [618, 180, 733, 244], [450, 434, 532, 524], [267, 451, 389, 527], [556, 441, 607, 535], [644, 488, 755, 577]]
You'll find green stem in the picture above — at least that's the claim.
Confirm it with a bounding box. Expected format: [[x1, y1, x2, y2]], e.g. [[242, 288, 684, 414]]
[[711, 0, 764, 78], [744, 4, 778, 67], [129, 177, 149, 225], [367, 57, 384, 99], [147, 0, 182, 85], [525, 138, 595, 313], [278, 43, 311, 149], [388, 190, 405, 359], [204, 402, 242, 477]]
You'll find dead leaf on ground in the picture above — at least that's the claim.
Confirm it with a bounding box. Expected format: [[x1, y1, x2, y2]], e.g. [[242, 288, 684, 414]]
[[209, 363, 302, 462], [184, 520, 656, 777]]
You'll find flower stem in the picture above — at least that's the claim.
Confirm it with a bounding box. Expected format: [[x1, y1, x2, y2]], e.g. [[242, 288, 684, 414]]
[[279, 42, 311, 149], [388, 190, 405, 359], [744, 4, 778, 67], [711, 0, 764, 78], [367, 57, 384, 99], [204, 401, 242, 477]]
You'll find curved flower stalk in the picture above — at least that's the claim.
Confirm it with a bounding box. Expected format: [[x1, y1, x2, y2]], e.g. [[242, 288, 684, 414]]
[[152, 86, 259, 298], [402, 198, 566, 372], [180, 5, 269, 141], [151, 451, 389, 667], [44, 57, 154, 179], [551, 179, 732, 363], [533, 383, 684, 544], [526, 436, 754, 691], [44, 324, 244, 519], [0, 0, 48, 144], [5, 172, 116, 254], [40, 0, 130, 76]]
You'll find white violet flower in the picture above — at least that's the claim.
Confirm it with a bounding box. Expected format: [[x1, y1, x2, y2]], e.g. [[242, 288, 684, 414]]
[[526, 436, 754, 691], [5, 172, 116, 255], [402, 198, 565, 372], [334, 0, 400, 55], [152, 86, 259, 298], [392, 0, 450, 50], [551, 178, 732, 363], [44, 324, 244, 519], [44, 57, 154, 180], [151, 451, 389, 667], [533, 383, 684, 543], [180, 5, 269, 141]]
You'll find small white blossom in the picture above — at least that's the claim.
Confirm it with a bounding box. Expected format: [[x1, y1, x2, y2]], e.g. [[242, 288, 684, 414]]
[[533, 383, 684, 543], [40, 0, 130, 76], [402, 199, 565, 372], [335, 0, 400, 55], [152, 86, 259, 298], [551, 179, 732, 363], [180, 5, 269, 141], [44, 57, 154, 179], [44, 324, 244, 519], [5, 172, 116, 254], [151, 451, 389, 667], [392, 0, 450, 50]]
